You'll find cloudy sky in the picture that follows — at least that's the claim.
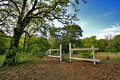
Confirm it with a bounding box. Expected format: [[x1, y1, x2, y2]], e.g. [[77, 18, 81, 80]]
[[54, 0, 120, 39]]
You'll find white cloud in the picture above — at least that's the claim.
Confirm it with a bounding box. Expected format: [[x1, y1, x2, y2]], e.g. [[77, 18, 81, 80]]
[[78, 21, 88, 28], [81, 34, 91, 39], [96, 23, 120, 39], [81, 32, 120, 40], [53, 20, 64, 28], [103, 11, 114, 16], [102, 26, 120, 32], [95, 32, 120, 40]]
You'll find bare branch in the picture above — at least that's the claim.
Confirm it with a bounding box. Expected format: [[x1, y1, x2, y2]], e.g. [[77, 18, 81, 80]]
[[9, 0, 20, 14]]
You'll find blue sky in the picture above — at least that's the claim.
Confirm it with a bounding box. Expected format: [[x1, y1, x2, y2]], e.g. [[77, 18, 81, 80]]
[[54, 0, 120, 39]]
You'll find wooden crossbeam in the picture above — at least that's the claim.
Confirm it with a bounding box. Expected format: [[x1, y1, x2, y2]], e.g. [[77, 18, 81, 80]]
[[48, 49, 60, 51], [71, 57, 100, 62], [48, 55, 60, 58], [71, 48, 98, 51]]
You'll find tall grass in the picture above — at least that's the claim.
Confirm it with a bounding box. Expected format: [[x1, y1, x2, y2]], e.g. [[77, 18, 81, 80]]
[[0, 54, 6, 66]]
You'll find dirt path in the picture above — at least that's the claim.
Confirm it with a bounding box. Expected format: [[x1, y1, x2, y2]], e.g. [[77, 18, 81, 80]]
[[0, 57, 120, 80]]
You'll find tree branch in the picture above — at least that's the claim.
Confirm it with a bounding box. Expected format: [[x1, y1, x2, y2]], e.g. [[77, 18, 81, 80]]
[[9, 0, 20, 14], [26, 0, 38, 17]]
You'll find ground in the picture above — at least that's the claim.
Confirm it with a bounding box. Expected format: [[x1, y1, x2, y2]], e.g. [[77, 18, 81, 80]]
[[0, 57, 120, 80]]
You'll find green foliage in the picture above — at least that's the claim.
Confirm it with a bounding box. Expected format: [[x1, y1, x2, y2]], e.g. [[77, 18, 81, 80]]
[[96, 39, 107, 52], [112, 35, 120, 52], [82, 51, 93, 59], [81, 36, 97, 48], [105, 46, 117, 52], [49, 24, 83, 53], [0, 54, 6, 66], [29, 37, 50, 58], [30, 46, 46, 58], [0, 37, 11, 54], [80, 35, 120, 53], [4, 47, 20, 65], [1, 0, 86, 66]]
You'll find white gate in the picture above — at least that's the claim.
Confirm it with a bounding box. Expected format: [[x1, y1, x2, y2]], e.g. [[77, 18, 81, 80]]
[[69, 43, 100, 65], [48, 44, 62, 62]]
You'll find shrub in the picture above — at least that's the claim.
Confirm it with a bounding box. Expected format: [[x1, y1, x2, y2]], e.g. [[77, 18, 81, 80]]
[[0, 37, 11, 54], [29, 37, 50, 58], [82, 51, 93, 59], [30, 46, 46, 58]]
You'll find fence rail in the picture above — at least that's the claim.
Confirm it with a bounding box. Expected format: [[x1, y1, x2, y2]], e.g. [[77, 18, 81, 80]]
[[48, 49, 60, 51], [71, 57, 100, 62], [71, 48, 98, 51], [48, 44, 62, 62], [69, 43, 100, 65]]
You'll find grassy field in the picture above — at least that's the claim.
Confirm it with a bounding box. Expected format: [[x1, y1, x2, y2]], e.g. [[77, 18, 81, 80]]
[[0, 54, 6, 66], [1, 52, 120, 66], [0, 54, 43, 67], [96, 53, 120, 64], [71, 53, 120, 64]]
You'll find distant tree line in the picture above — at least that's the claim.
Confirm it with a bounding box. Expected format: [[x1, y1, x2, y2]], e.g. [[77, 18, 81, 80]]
[[49, 25, 120, 53]]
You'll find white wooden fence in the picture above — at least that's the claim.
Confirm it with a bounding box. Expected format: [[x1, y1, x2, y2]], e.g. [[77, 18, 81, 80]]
[[69, 43, 100, 65], [48, 44, 62, 62]]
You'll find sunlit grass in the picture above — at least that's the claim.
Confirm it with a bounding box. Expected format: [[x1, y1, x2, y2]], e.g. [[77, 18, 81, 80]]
[[70, 53, 120, 64], [96, 53, 120, 64], [0, 54, 6, 66], [0, 54, 43, 67]]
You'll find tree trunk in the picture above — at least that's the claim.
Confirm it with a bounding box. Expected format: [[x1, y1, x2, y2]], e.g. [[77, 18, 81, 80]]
[[3, 27, 23, 66], [2, 17, 31, 66], [23, 32, 27, 51], [27, 36, 31, 53]]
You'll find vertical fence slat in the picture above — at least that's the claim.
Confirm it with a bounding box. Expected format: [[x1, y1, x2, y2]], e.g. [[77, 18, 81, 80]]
[[60, 44, 62, 62], [69, 43, 72, 62], [92, 46, 96, 65], [50, 49, 51, 57]]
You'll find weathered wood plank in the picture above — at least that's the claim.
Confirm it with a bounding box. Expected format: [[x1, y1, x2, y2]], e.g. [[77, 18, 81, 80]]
[[92, 46, 96, 65], [69, 43, 72, 62], [48, 49, 60, 51], [60, 44, 62, 62], [71, 57, 100, 62], [71, 48, 98, 51], [48, 55, 60, 58]]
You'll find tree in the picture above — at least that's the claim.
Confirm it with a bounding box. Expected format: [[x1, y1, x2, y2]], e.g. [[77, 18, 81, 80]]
[[29, 36, 50, 57], [0, 0, 86, 66], [81, 36, 97, 48], [50, 24, 83, 53], [96, 39, 107, 52], [112, 35, 120, 52]]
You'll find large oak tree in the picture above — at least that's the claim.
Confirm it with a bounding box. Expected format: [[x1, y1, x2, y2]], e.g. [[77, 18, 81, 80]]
[[0, 0, 86, 66]]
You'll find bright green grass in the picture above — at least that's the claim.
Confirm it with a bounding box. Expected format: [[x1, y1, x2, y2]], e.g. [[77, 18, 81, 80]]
[[0, 54, 6, 66], [70, 53, 120, 64], [0, 54, 43, 67], [17, 56, 42, 63]]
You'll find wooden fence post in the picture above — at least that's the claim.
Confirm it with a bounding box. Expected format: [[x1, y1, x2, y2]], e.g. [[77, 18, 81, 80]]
[[60, 44, 62, 62], [50, 49, 51, 57], [69, 43, 72, 62], [92, 46, 96, 65]]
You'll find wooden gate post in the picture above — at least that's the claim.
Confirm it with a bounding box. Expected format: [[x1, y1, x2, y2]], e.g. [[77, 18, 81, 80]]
[[49, 49, 51, 57], [92, 46, 96, 65], [60, 44, 62, 62], [69, 43, 72, 62]]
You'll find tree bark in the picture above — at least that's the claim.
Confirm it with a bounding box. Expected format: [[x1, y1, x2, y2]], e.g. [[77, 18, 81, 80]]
[[23, 32, 27, 51], [3, 27, 23, 66]]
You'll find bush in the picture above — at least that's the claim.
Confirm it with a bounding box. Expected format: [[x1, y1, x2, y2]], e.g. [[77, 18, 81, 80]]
[[0, 37, 11, 54], [82, 51, 93, 59], [29, 37, 50, 58], [105, 46, 117, 52], [30, 46, 46, 58]]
